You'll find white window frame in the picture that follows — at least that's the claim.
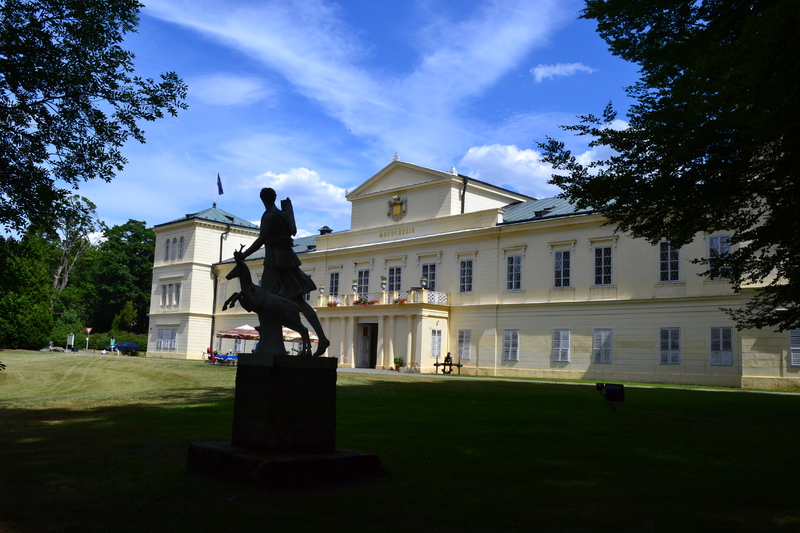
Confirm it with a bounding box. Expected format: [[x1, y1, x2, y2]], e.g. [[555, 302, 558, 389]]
[[329, 271, 339, 297], [178, 236, 185, 260], [174, 283, 180, 306], [593, 329, 612, 363], [660, 327, 681, 365], [506, 255, 522, 291], [421, 263, 436, 290], [161, 284, 167, 306], [168, 284, 174, 306], [552, 329, 570, 362], [503, 330, 519, 361], [388, 266, 402, 292], [157, 328, 177, 350], [457, 330, 472, 360], [708, 235, 731, 280], [218, 281, 227, 304], [659, 241, 681, 282], [216, 332, 223, 352], [430, 329, 442, 359], [357, 269, 370, 295], [554, 250, 571, 288], [171, 238, 177, 261], [164, 239, 170, 261], [594, 246, 613, 286], [459, 259, 473, 294], [234, 338, 243, 352], [710, 327, 734, 366], [790, 328, 800, 367]]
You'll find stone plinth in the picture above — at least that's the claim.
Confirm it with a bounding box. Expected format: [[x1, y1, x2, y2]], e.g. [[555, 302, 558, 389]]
[[188, 352, 380, 489], [232, 353, 338, 453]]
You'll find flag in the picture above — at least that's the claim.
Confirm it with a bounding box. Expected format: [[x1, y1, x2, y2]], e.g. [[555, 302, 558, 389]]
[[216, 172, 224, 195]]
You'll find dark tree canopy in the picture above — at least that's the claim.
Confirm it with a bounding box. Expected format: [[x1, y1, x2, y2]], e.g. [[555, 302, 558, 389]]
[[538, 0, 800, 331], [0, 0, 187, 232]]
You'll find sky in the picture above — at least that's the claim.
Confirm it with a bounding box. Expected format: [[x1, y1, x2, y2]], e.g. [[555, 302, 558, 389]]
[[80, 0, 641, 237]]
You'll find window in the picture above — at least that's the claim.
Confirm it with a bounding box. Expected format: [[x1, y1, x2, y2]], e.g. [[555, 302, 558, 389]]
[[659, 242, 680, 282], [357, 269, 370, 295], [593, 329, 612, 363], [234, 338, 243, 352], [594, 247, 612, 286], [421, 263, 436, 290], [178, 236, 185, 259], [457, 330, 472, 360], [168, 284, 174, 305], [506, 255, 522, 291], [790, 328, 800, 366], [554, 250, 571, 288], [216, 333, 223, 352], [503, 330, 519, 361], [218, 281, 227, 304], [164, 239, 170, 261], [171, 238, 177, 260], [553, 329, 570, 362], [710, 327, 733, 366], [329, 272, 339, 296], [430, 329, 442, 359], [660, 328, 680, 365], [161, 285, 167, 306], [156, 328, 177, 350], [388, 266, 402, 292], [459, 259, 473, 293], [174, 283, 181, 306], [709, 235, 731, 280]]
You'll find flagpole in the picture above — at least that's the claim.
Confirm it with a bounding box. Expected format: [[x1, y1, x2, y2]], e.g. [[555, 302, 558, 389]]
[[214, 169, 218, 207]]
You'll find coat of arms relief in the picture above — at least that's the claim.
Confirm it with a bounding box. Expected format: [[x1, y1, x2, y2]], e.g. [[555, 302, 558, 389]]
[[387, 195, 407, 222]]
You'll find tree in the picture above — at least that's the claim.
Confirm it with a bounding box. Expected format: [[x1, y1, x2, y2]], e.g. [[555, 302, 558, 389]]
[[111, 300, 137, 332], [46, 195, 99, 304], [538, 0, 800, 331], [88, 219, 154, 333], [0, 232, 54, 349], [0, 0, 187, 232]]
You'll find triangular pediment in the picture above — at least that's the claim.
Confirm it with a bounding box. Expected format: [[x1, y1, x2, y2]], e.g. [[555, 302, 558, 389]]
[[347, 161, 457, 199]]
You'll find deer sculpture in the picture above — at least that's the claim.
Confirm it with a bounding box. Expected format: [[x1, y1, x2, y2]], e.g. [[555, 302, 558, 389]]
[[222, 245, 312, 355]]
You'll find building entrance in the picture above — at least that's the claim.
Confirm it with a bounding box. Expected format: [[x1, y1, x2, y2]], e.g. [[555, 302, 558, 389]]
[[356, 323, 378, 368]]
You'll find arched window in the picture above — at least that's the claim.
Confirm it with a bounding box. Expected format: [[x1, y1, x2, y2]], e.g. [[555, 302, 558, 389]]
[[171, 238, 177, 260], [178, 236, 185, 259], [164, 239, 171, 261]]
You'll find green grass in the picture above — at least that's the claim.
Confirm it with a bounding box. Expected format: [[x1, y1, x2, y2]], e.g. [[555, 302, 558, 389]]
[[2, 351, 800, 532]]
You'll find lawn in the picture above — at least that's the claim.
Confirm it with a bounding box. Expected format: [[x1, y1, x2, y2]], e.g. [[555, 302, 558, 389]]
[[1, 350, 800, 533]]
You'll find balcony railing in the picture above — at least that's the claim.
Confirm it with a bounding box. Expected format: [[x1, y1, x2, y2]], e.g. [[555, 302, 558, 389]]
[[318, 289, 448, 307]]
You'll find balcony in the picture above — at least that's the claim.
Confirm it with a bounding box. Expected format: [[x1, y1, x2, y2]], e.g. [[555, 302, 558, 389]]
[[318, 289, 449, 308]]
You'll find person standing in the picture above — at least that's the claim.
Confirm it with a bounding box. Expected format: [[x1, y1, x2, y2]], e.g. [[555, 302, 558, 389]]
[[239, 188, 330, 356]]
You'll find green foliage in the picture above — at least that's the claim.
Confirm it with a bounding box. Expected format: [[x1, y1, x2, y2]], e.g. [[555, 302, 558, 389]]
[[0, 233, 54, 349], [0, 0, 187, 233], [538, 0, 800, 331], [111, 300, 137, 332], [88, 220, 154, 333]]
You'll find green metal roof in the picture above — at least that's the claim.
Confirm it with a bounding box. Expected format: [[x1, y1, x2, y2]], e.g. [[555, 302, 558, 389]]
[[154, 205, 259, 230]]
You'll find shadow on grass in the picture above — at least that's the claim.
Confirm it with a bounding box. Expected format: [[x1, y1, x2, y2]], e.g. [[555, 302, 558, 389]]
[[2, 378, 800, 533]]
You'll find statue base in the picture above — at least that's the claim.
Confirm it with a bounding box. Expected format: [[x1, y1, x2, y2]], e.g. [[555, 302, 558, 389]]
[[187, 352, 380, 488]]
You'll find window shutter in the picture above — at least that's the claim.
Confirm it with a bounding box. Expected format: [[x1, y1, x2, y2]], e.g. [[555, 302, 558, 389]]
[[790, 329, 800, 366]]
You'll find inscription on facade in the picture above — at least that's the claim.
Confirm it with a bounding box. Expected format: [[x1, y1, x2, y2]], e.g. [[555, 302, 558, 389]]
[[379, 228, 415, 238]]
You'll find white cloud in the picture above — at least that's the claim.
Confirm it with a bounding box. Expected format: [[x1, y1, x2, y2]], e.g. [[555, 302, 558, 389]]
[[189, 73, 274, 106], [459, 144, 562, 198], [530, 62, 596, 83]]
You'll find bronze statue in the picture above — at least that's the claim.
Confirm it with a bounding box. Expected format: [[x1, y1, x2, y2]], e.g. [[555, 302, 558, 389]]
[[237, 188, 330, 356]]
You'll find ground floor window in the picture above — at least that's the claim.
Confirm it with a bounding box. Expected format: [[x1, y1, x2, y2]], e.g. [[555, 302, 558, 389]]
[[710, 327, 733, 366], [503, 330, 519, 361], [216, 333, 223, 352], [593, 329, 612, 363], [457, 330, 472, 360], [156, 328, 177, 350], [660, 328, 681, 365], [234, 338, 243, 352], [430, 329, 442, 359], [552, 329, 570, 362]]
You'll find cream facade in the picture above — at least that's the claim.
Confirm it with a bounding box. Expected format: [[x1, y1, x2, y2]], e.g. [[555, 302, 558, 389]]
[[147, 161, 800, 389]]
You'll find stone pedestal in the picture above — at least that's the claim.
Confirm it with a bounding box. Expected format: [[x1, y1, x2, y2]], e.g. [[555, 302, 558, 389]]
[[232, 353, 337, 453], [188, 352, 380, 489]]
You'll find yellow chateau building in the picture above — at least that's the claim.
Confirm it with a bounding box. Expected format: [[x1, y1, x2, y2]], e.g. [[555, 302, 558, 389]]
[[147, 160, 800, 389]]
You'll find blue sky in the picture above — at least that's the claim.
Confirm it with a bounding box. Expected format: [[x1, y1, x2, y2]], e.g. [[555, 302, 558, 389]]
[[81, 0, 640, 236]]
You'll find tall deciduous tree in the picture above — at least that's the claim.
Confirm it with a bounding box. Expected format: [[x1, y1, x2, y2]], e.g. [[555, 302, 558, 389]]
[[0, 0, 187, 232], [89, 219, 154, 333], [538, 0, 800, 331]]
